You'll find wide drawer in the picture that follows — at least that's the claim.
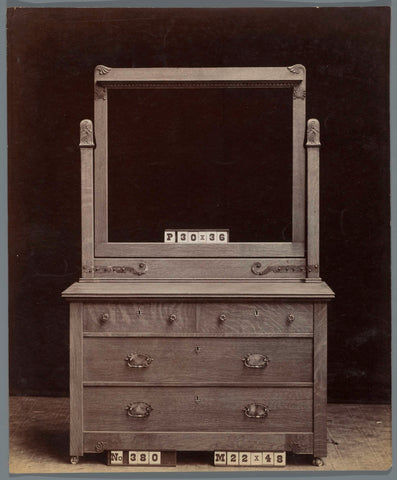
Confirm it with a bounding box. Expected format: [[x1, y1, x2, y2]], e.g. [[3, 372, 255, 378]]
[[197, 302, 313, 334], [84, 302, 196, 333], [83, 337, 313, 383], [83, 386, 313, 432]]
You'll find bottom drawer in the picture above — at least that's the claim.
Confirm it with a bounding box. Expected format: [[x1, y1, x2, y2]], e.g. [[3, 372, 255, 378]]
[[84, 387, 312, 433]]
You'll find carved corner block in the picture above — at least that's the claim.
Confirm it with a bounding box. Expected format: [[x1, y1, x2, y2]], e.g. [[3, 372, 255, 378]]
[[79, 119, 94, 147], [287, 64, 306, 75], [95, 65, 112, 76], [306, 119, 321, 147], [287, 64, 306, 100]]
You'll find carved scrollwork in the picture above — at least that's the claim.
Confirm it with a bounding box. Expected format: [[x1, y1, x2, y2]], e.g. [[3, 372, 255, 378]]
[[79, 119, 94, 146], [89, 262, 148, 276], [95, 65, 111, 75], [251, 262, 318, 276], [306, 118, 321, 146], [95, 441, 106, 453]]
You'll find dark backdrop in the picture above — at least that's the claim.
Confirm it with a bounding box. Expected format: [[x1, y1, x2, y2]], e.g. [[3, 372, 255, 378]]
[[8, 7, 390, 402]]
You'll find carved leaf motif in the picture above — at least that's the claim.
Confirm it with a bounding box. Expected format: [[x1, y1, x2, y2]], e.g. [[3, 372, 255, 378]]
[[95, 85, 106, 101], [80, 120, 93, 145], [287, 64, 305, 74], [293, 85, 306, 100], [307, 119, 320, 145], [96, 65, 111, 75]]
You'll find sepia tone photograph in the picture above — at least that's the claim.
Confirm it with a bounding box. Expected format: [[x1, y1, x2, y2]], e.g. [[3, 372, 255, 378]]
[[7, 6, 391, 474]]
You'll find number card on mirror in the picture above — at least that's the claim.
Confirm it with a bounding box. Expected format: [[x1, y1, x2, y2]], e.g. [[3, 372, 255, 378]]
[[164, 229, 229, 243]]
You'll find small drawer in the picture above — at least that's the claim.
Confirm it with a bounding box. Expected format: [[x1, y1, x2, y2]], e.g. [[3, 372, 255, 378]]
[[197, 302, 313, 334], [83, 386, 313, 433], [83, 302, 196, 333], [83, 337, 313, 383]]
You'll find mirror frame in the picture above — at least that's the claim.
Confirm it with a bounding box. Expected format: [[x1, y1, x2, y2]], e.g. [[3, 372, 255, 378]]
[[93, 65, 306, 259]]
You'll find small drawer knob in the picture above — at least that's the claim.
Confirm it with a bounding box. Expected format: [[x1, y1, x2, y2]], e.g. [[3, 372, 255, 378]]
[[169, 313, 177, 323], [100, 313, 109, 323], [219, 313, 227, 323], [287, 313, 295, 323]]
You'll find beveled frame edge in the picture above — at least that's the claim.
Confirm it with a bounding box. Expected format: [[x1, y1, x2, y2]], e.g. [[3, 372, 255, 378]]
[[94, 65, 306, 259]]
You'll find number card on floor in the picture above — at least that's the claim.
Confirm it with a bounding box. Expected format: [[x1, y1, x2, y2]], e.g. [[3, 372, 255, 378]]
[[107, 450, 176, 466], [214, 451, 286, 467]]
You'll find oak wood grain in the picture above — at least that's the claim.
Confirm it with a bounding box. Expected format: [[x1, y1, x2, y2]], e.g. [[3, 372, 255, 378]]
[[306, 119, 320, 278], [83, 432, 313, 453], [63, 281, 335, 300], [83, 337, 313, 383], [91, 257, 306, 279], [292, 66, 306, 243], [313, 302, 327, 457], [197, 302, 313, 334], [83, 386, 312, 433], [80, 125, 94, 279], [83, 302, 196, 333], [94, 242, 305, 258], [69, 303, 83, 456], [95, 66, 306, 83]]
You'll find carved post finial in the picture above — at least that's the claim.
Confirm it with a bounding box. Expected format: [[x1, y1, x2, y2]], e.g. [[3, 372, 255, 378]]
[[306, 119, 320, 147], [80, 119, 94, 147]]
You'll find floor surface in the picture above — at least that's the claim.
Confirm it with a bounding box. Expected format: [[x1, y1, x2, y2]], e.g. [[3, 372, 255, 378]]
[[9, 396, 392, 473]]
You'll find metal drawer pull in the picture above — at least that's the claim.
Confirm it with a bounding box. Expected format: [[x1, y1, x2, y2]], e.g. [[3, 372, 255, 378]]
[[242, 353, 270, 368], [287, 313, 295, 323], [243, 403, 270, 419], [168, 313, 177, 323], [219, 313, 227, 323], [125, 353, 153, 368], [100, 313, 109, 323], [126, 402, 153, 418]]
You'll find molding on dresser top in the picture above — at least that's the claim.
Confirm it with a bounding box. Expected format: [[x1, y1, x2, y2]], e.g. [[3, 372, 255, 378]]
[[62, 280, 334, 300]]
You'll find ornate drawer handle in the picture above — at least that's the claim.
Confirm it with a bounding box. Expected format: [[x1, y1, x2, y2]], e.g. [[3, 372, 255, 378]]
[[100, 313, 109, 323], [287, 313, 295, 323], [126, 402, 153, 418], [168, 313, 177, 323], [125, 353, 153, 368], [242, 353, 270, 368], [219, 313, 227, 323], [243, 403, 270, 419]]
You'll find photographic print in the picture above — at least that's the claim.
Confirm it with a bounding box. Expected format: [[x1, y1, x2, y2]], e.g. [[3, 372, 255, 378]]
[[7, 6, 391, 473]]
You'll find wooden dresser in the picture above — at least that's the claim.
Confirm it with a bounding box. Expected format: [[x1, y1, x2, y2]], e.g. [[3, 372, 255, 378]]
[[63, 65, 334, 467]]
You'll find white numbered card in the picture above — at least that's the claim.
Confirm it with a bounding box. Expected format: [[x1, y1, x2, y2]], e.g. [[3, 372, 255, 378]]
[[214, 451, 286, 467]]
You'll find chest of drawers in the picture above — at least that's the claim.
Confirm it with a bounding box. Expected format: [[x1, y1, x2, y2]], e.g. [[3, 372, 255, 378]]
[[64, 65, 334, 467], [63, 281, 333, 465]]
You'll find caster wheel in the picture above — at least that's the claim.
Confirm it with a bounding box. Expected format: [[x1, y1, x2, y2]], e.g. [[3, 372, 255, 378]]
[[312, 457, 324, 467], [70, 456, 79, 465]]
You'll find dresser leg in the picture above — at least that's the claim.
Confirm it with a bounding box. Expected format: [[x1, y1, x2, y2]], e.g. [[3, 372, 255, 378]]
[[312, 457, 324, 467]]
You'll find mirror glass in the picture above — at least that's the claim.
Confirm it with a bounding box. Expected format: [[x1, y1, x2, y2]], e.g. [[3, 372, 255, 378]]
[[107, 87, 292, 243]]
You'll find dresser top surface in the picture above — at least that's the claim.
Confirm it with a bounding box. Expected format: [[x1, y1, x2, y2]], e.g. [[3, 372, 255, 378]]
[[62, 281, 334, 300]]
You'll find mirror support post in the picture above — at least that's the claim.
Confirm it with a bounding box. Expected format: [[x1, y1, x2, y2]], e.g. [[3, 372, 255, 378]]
[[79, 119, 95, 278], [306, 119, 321, 281]]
